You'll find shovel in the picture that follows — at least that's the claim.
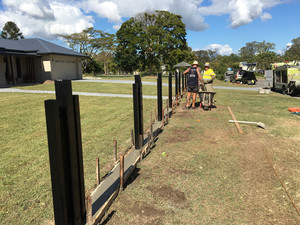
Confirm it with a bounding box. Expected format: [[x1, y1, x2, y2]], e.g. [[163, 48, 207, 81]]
[[228, 120, 267, 129]]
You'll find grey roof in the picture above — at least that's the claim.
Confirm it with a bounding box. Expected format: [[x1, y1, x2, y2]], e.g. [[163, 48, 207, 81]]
[[0, 38, 87, 58], [173, 61, 191, 68]]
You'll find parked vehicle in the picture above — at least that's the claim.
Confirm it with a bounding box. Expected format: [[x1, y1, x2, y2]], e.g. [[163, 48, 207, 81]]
[[271, 65, 300, 95], [230, 70, 257, 84], [257, 69, 264, 74], [225, 67, 234, 81], [241, 71, 257, 85]]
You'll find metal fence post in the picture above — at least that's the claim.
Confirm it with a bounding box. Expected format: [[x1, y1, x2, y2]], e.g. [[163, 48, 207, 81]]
[[72, 94, 86, 220], [133, 83, 140, 149], [45, 100, 69, 225], [54, 80, 85, 225], [133, 75, 144, 149], [168, 72, 172, 108], [136, 75, 144, 147], [45, 80, 86, 225], [182, 72, 185, 92], [175, 72, 178, 100], [178, 72, 181, 97], [157, 73, 163, 121]]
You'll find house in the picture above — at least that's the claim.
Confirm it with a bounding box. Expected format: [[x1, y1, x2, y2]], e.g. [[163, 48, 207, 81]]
[[0, 38, 88, 87]]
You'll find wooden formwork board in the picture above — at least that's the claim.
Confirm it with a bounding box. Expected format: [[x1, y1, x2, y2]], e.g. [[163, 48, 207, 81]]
[[87, 119, 165, 224]]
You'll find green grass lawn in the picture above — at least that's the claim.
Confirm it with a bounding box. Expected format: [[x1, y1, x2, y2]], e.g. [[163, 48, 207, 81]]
[[83, 75, 172, 83], [16, 81, 176, 97], [0, 91, 158, 224]]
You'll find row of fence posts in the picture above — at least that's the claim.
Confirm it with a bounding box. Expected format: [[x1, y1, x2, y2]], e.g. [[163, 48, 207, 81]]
[[44, 72, 186, 224]]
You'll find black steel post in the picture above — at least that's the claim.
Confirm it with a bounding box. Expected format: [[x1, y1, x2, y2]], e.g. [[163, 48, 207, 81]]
[[55, 80, 83, 225], [175, 72, 178, 98], [182, 72, 185, 92], [132, 83, 140, 149], [45, 100, 69, 225], [45, 80, 86, 225], [72, 95, 86, 220], [183, 73, 186, 90], [137, 75, 144, 146], [178, 72, 181, 97], [168, 72, 172, 108], [157, 73, 163, 121]]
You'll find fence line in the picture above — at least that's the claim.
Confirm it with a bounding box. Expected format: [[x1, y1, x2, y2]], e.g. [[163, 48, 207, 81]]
[[45, 73, 183, 224]]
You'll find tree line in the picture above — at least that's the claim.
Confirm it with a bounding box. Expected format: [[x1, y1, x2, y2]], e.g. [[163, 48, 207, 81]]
[[1, 15, 300, 76]]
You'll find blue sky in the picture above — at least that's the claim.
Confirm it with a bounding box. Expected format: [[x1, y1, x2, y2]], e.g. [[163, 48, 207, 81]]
[[0, 0, 299, 55], [187, 1, 300, 54]]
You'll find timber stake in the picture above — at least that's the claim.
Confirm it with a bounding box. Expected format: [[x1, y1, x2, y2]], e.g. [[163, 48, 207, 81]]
[[119, 154, 124, 190], [227, 106, 243, 134], [114, 140, 117, 163], [96, 157, 100, 186]]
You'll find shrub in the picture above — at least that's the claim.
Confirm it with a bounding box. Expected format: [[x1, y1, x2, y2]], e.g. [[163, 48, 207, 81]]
[[216, 73, 225, 80]]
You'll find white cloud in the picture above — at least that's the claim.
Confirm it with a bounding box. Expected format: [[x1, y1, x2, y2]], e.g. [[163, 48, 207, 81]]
[[80, 1, 122, 23], [0, 0, 93, 39], [260, 12, 272, 21], [0, 0, 288, 39], [199, 0, 287, 28], [286, 42, 292, 48], [229, 0, 263, 28], [113, 24, 121, 30], [80, 0, 209, 31], [79, 0, 287, 30], [205, 44, 233, 55]]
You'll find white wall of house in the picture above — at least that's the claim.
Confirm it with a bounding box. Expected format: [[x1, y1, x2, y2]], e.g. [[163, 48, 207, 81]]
[[0, 55, 6, 86]]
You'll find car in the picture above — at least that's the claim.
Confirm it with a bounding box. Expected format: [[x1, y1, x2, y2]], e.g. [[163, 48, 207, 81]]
[[241, 71, 257, 85], [230, 70, 257, 85], [230, 69, 243, 83], [257, 69, 264, 74]]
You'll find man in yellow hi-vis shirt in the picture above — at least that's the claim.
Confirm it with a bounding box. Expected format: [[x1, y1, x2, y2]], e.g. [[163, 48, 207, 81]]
[[202, 62, 216, 92], [199, 62, 216, 107]]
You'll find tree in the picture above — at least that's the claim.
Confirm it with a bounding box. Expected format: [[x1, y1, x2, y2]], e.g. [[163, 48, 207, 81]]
[[114, 18, 141, 73], [255, 51, 279, 70], [60, 27, 116, 74], [285, 37, 300, 60], [194, 50, 218, 68], [1, 21, 24, 40], [115, 11, 189, 73], [239, 41, 275, 63]]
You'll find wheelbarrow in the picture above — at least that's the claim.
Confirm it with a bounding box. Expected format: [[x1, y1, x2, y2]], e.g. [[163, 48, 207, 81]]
[[198, 84, 216, 111]]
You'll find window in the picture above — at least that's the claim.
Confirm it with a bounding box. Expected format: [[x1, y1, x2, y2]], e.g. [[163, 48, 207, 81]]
[[282, 70, 287, 83], [43, 61, 51, 72], [275, 71, 280, 83]]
